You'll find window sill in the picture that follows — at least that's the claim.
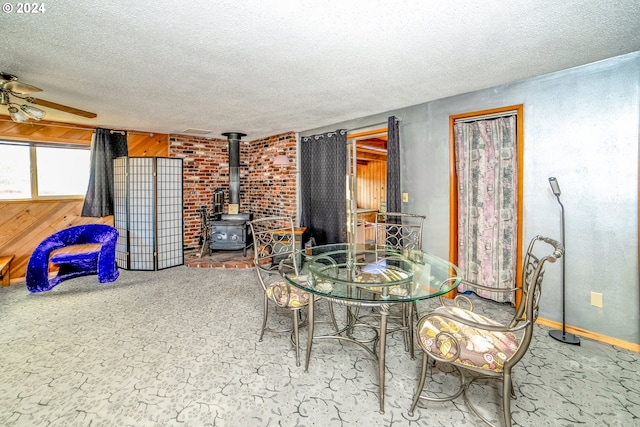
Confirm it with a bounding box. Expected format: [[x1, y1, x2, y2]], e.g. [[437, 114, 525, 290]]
[[1, 197, 85, 203]]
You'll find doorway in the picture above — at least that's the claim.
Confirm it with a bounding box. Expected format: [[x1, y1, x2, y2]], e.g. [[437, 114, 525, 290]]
[[346, 127, 388, 244], [449, 105, 524, 304]]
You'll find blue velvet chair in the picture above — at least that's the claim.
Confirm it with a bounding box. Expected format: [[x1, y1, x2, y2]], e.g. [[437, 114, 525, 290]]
[[26, 224, 120, 293]]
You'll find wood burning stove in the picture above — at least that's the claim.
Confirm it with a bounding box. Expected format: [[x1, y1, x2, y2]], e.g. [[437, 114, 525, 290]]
[[209, 212, 253, 256], [199, 132, 253, 257]]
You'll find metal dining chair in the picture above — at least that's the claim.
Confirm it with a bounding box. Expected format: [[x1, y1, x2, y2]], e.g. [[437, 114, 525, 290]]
[[408, 235, 563, 427], [354, 212, 426, 356], [248, 216, 312, 366], [373, 212, 425, 252]]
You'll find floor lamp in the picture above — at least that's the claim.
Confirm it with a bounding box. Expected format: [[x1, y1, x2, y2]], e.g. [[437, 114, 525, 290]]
[[548, 177, 581, 345]]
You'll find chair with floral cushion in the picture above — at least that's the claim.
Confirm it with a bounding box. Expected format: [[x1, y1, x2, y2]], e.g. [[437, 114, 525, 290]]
[[248, 216, 313, 366], [408, 235, 563, 427]]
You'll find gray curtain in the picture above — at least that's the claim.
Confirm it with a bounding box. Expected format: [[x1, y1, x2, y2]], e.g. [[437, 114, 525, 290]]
[[386, 116, 401, 218], [81, 128, 128, 217], [300, 130, 347, 245]]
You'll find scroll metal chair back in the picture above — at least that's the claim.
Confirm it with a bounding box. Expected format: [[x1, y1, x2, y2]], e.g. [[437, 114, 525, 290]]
[[369, 212, 426, 355], [408, 235, 563, 426], [374, 212, 425, 251], [248, 216, 310, 366]]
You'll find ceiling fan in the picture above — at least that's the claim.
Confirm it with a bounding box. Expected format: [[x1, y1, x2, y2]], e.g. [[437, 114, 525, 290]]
[[0, 71, 97, 122]]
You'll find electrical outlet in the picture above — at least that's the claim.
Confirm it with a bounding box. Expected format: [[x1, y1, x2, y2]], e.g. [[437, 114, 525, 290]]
[[402, 192, 409, 202], [590, 291, 603, 308]]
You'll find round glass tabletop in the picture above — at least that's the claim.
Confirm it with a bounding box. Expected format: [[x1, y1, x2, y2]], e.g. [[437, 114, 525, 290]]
[[283, 243, 461, 304]]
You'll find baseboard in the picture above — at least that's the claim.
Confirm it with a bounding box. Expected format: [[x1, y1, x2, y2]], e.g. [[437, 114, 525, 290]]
[[537, 317, 640, 353]]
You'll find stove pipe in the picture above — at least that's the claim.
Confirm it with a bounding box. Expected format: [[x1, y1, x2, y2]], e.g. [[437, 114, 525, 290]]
[[221, 132, 246, 209]]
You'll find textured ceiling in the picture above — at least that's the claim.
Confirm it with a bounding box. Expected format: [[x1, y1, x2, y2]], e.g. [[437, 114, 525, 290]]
[[3, 0, 640, 139]]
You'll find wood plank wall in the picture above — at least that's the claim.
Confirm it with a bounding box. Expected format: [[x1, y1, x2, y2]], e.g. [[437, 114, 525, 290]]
[[0, 201, 114, 280], [356, 159, 387, 242], [0, 116, 168, 282], [128, 132, 170, 157], [356, 159, 387, 211]]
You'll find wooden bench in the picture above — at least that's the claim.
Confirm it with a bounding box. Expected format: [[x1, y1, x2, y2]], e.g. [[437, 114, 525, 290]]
[[0, 255, 15, 287]]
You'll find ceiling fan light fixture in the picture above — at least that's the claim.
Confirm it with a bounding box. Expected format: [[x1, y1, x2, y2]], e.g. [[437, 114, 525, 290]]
[[8, 105, 29, 123], [21, 104, 46, 120], [1, 72, 96, 120]]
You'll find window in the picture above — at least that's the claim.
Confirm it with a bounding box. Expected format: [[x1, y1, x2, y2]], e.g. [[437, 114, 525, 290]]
[[0, 144, 30, 199], [0, 141, 90, 200]]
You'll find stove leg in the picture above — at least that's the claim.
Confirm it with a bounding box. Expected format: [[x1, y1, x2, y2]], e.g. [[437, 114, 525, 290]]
[[199, 238, 210, 258]]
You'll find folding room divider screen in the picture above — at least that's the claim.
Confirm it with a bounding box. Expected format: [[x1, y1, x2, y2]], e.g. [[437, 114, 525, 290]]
[[114, 156, 184, 270]]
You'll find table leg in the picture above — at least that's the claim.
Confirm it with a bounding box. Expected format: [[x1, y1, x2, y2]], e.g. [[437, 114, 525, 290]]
[[304, 296, 315, 372], [378, 303, 389, 413]]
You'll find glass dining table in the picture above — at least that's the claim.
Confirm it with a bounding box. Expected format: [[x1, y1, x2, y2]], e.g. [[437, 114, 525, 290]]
[[281, 243, 461, 413]]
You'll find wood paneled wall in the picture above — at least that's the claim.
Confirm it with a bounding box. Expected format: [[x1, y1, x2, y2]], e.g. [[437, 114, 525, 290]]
[[0, 201, 113, 281], [128, 132, 170, 157], [356, 159, 387, 210], [0, 116, 168, 282], [0, 116, 94, 144]]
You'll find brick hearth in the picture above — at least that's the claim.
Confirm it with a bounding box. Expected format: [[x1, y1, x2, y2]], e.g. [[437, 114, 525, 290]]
[[185, 249, 255, 269]]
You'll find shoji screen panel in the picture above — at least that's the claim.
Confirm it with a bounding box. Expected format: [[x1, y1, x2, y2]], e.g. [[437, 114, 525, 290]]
[[114, 156, 184, 270], [114, 158, 129, 269], [156, 157, 184, 269], [128, 157, 155, 270]]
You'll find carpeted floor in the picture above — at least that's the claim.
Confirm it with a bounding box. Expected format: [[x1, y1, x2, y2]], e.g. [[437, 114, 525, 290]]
[[0, 266, 638, 426]]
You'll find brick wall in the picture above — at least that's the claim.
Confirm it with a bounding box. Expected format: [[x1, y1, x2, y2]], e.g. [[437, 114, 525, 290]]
[[169, 132, 297, 253], [247, 133, 297, 218]]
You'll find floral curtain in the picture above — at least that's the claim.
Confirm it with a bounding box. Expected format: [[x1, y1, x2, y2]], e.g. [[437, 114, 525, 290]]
[[81, 128, 128, 217], [454, 116, 517, 303], [300, 130, 347, 245]]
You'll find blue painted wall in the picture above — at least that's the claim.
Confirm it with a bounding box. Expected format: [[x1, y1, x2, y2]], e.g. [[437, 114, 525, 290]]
[[301, 51, 640, 344]]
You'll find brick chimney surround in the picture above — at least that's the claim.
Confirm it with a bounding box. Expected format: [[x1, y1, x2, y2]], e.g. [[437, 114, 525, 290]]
[[169, 131, 297, 256]]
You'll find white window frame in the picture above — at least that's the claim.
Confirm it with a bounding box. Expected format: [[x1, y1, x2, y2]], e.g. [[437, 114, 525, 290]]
[[0, 140, 91, 201]]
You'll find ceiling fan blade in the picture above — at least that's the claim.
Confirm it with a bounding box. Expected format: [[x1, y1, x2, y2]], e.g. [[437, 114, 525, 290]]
[[27, 97, 97, 118], [0, 72, 43, 93], [2, 80, 43, 94]]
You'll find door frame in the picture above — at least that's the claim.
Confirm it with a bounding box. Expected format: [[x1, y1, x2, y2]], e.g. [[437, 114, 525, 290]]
[[347, 127, 388, 244], [449, 104, 524, 304]]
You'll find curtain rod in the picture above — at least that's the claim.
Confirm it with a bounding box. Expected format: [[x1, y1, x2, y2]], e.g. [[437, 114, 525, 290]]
[[348, 121, 389, 134], [0, 117, 154, 136], [454, 110, 518, 124]]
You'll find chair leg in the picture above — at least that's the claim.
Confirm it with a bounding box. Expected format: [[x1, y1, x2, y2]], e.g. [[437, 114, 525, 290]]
[[292, 308, 301, 367], [403, 303, 415, 359], [401, 303, 409, 351], [408, 353, 430, 416], [503, 371, 513, 427], [327, 300, 339, 332], [259, 294, 269, 342]]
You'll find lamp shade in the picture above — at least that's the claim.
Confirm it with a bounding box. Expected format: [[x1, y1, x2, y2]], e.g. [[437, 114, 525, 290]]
[[21, 104, 46, 120], [273, 154, 290, 166], [8, 106, 29, 123]]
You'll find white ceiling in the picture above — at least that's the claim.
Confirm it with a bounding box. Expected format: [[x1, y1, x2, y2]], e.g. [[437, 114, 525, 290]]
[[3, 0, 640, 139]]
